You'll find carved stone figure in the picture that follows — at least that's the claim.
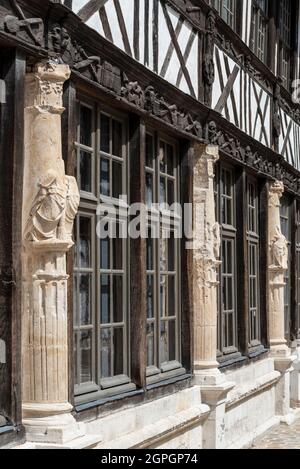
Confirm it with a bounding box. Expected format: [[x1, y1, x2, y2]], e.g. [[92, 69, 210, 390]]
[[24, 171, 79, 243], [270, 226, 288, 270]]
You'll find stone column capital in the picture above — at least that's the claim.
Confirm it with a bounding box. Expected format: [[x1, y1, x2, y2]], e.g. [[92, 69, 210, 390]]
[[25, 61, 71, 109], [268, 180, 284, 207]]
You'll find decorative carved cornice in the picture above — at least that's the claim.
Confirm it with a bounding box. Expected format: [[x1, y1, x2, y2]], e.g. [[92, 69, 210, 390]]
[[47, 23, 204, 140], [3, 0, 44, 46], [206, 120, 300, 195]]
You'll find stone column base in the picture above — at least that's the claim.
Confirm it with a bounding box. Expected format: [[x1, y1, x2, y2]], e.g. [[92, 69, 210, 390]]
[[194, 368, 234, 449], [22, 403, 101, 447], [272, 353, 297, 425]]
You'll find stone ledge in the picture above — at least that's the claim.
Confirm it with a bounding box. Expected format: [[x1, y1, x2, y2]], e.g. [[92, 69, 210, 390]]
[[226, 370, 280, 410], [14, 433, 101, 450], [95, 404, 210, 449]]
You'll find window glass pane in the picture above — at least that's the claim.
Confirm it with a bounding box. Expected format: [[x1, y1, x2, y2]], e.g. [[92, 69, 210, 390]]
[[100, 234, 110, 270], [146, 173, 153, 207], [147, 234, 154, 271], [113, 224, 123, 270], [160, 275, 167, 318], [74, 331, 78, 385], [159, 142, 166, 172], [112, 119, 123, 157], [160, 237, 167, 272], [80, 330, 92, 383], [168, 320, 176, 361], [168, 276, 176, 316], [167, 179, 175, 206], [147, 323, 155, 367], [160, 177, 166, 206], [80, 106, 92, 147], [160, 321, 168, 364], [100, 275, 111, 324], [146, 134, 154, 168], [79, 274, 92, 325], [100, 328, 111, 378], [113, 328, 124, 375], [100, 157, 110, 196], [112, 160, 123, 199], [147, 275, 154, 319], [166, 144, 174, 176], [79, 217, 91, 268], [80, 151, 92, 192], [73, 274, 78, 326], [168, 233, 175, 272], [100, 114, 110, 153], [113, 275, 123, 323]]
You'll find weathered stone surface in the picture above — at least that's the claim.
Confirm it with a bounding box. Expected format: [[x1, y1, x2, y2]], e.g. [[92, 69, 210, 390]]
[[0, 415, 7, 427]]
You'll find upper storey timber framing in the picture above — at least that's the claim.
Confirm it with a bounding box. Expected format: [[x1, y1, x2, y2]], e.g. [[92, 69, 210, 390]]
[[63, 1, 300, 170], [1, 0, 300, 194]]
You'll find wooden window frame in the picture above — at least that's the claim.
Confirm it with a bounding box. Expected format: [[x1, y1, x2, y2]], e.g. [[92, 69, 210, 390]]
[[280, 193, 293, 341], [246, 177, 262, 349], [68, 88, 192, 408], [209, 0, 238, 30], [216, 164, 267, 367], [250, 0, 269, 63], [74, 98, 136, 406], [145, 129, 186, 386], [278, 0, 293, 90], [295, 200, 300, 340], [215, 163, 243, 364]]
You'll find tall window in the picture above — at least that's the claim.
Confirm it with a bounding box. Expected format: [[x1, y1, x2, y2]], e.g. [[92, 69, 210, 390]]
[[247, 179, 261, 345], [209, 0, 236, 29], [250, 0, 268, 63], [216, 165, 238, 359], [280, 194, 292, 339], [296, 202, 300, 339], [278, 0, 292, 89], [74, 102, 134, 404], [145, 132, 184, 384]]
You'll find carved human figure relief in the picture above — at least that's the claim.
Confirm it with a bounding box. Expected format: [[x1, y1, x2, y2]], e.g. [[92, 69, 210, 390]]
[[270, 225, 288, 270], [24, 171, 79, 243]]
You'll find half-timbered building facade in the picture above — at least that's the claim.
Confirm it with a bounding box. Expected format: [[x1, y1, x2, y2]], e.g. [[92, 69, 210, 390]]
[[1, 0, 300, 449]]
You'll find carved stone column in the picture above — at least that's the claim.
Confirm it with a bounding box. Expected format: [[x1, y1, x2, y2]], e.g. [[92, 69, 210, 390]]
[[191, 144, 233, 448], [21, 63, 98, 447], [192, 144, 220, 376], [268, 181, 295, 424]]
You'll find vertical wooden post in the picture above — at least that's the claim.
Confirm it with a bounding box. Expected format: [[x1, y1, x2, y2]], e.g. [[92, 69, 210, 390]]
[[180, 140, 193, 373], [129, 114, 147, 389], [0, 49, 25, 433]]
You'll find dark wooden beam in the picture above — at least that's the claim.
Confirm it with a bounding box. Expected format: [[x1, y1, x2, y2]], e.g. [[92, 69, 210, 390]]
[[153, 0, 159, 73], [180, 140, 193, 373], [113, 0, 133, 57], [0, 49, 25, 432], [160, 17, 184, 78], [99, 7, 113, 43], [133, 0, 140, 61], [129, 114, 147, 389], [161, 2, 196, 98], [77, 0, 110, 22]]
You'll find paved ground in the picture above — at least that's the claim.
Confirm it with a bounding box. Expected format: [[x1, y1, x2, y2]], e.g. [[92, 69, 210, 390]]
[[251, 416, 300, 449]]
